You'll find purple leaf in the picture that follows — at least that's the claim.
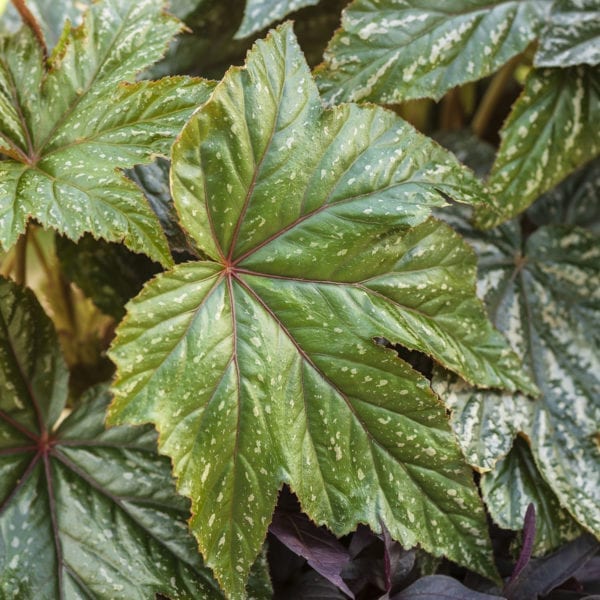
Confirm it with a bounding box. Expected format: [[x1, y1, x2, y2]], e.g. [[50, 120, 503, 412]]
[[507, 503, 536, 586], [269, 510, 355, 598], [391, 575, 505, 599], [504, 534, 599, 600], [382, 524, 416, 592]]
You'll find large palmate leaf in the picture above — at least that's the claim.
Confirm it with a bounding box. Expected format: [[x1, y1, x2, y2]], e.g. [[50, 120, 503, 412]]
[[236, 0, 321, 39], [476, 66, 600, 228], [535, 0, 600, 68], [434, 215, 600, 545], [0, 276, 224, 599], [108, 24, 535, 598], [314, 0, 549, 104], [0, 0, 215, 265]]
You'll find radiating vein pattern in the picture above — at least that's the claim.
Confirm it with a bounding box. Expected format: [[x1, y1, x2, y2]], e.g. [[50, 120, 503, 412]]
[[110, 24, 536, 598]]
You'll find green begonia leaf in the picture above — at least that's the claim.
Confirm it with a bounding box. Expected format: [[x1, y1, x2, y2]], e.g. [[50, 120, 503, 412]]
[[0, 0, 215, 265], [536, 0, 600, 68], [480, 437, 581, 554], [109, 25, 535, 598], [0, 276, 224, 598], [433, 215, 600, 544], [314, 0, 549, 104], [476, 66, 600, 228]]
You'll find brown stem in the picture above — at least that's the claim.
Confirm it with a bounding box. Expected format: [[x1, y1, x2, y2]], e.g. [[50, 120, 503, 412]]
[[11, 0, 47, 58], [13, 228, 27, 286], [472, 54, 521, 138]]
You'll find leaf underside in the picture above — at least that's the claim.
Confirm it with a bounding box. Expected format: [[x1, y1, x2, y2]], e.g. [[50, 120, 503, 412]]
[[435, 212, 600, 547], [315, 0, 549, 104], [0, 276, 223, 599], [0, 0, 215, 265], [109, 24, 535, 598]]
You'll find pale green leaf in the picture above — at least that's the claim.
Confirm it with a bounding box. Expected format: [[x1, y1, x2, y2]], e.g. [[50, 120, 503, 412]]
[[0, 276, 224, 599], [109, 24, 536, 598], [536, 0, 600, 67], [236, 0, 321, 38], [475, 66, 600, 228], [0, 0, 215, 265], [434, 214, 600, 542], [315, 0, 549, 104], [480, 437, 581, 554]]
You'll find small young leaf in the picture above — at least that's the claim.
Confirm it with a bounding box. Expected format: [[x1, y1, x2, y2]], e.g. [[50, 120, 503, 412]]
[[315, 0, 549, 104], [435, 214, 600, 541], [269, 510, 353, 598], [0, 276, 223, 599], [535, 0, 600, 68], [0, 0, 215, 265], [109, 24, 537, 598], [236, 0, 321, 38], [475, 66, 600, 228]]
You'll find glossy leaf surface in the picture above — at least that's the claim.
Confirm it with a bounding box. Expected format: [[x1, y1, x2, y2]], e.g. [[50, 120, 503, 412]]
[[0, 276, 223, 599], [435, 215, 600, 543], [0, 0, 215, 264], [476, 66, 600, 228], [536, 0, 600, 68], [315, 0, 548, 104], [109, 25, 533, 597]]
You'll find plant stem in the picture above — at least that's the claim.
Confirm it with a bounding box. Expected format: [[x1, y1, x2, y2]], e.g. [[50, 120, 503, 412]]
[[14, 229, 28, 286], [472, 54, 521, 138]]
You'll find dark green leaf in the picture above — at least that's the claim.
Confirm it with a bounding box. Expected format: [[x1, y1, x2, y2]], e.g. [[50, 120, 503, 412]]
[[109, 24, 536, 598], [527, 158, 600, 234], [481, 438, 581, 555], [536, 0, 600, 68], [0, 0, 215, 265], [315, 0, 549, 104], [56, 234, 161, 321], [475, 66, 600, 228], [434, 215, 600, 543], [128, 158, 195, 255], [0, 276, 223, 598]]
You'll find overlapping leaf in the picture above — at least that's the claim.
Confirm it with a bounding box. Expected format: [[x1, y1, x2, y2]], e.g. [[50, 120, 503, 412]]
[[108, 24, 535, 598], [0, 276, 224, 599], [0, 0, 91, 50], [314, 0, 549, 104], [434, 214, 600, 545], [480, 438, 581, 554], [0, 0, 215, 265], [236, 0, 321, 39], [476, 66, 600, 228], [536, 0, 600, 68]]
